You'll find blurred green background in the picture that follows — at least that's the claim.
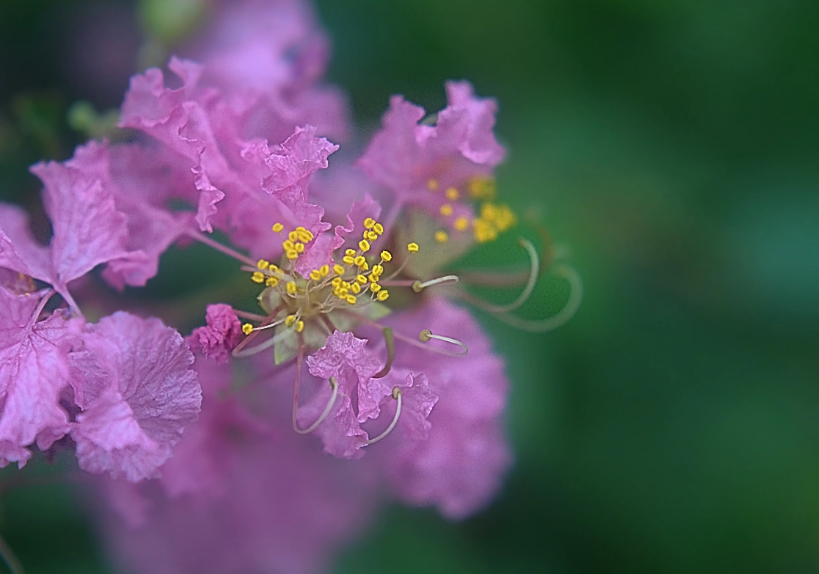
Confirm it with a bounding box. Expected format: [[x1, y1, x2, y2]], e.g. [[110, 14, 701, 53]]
[[2, 0, 819, 572]]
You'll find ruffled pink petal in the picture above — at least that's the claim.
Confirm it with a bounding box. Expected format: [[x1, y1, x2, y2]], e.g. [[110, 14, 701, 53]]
[[0, 203, 51, 283], [304, 331, 383, 459], [69, 312, 201, 482], [0, 287, 74, 468], [186, 304, 243, 365]]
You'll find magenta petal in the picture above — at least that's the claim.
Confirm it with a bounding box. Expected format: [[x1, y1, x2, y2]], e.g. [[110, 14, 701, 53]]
[[186, 304, 243, 365], [304, 331, 382, 459], [0, 287, 74, 468], [31, 152, 129, 292], [69, 312, 202, 482], [0, 203, 52, 283]]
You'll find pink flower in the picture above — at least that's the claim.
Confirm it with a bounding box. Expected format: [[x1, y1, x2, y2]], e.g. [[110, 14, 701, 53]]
[[367, 298, 512, 519], [0, 287, 76, 468], [357, 81, 508, 245], [95, 353, 379, 574], [187, 304, 243, 365], [68, 312, 202, 482]]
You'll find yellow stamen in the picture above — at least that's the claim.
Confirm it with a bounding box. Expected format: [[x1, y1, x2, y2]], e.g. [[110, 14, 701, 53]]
[[320, 264, 330, 277], [350, 282, 361, 294], [288, 231, 299, 242], [346, 295, 357, 305], [359, 239, 371, 252], [272, 222, 284, 233], [266, 277, 279, 287], [296, 320, 305, 333], [286, 249, 299, 260], [440, 204, 453, 216], [371, 264, 384, 276], [364, 217, 376, 229], [454, 217, 469, 231], [365, 230, 378, 241], [377, 290, 390, 301], [445, 187, 460, 201], [427, 179, 439, 191], [370, 283, 382, 293], [373, 223, 384, 235], [283, 240, 295, 251], [295, 242, 305, 253], [342, 255, 355, 265], [242, 323, 254, 335], [333, 264, 345, 275], [309, 269, 322, 281], [356, 275, 368, 284], [435, 230, 449, 243], [380, 250, 392, 262], [257, 259, 270, 270], [285, 315, 297, 327], [407, 242, 419, 253], [354, 255, 366, 267], [345, 248, 356, 257], [251, 272, 265, 283], [286, 281, 298, 295]]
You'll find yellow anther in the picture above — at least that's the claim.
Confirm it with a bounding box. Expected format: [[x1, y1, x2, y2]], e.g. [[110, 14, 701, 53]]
[[320, 264, 330, 277], [354, 255, 366, 267], [341, 281, 351, 289], [376, 290, 390, 301], [371, 264, 384, 276], [380, 250, 393, 262], [365, 230, 378, 241], [356, 274, 368, 284], [345, 248, 356, 257], [445, 187, 460, 201], [251, 272, 265, 284], [454, 217, 469, 231], [242, 323, 254, 335], [286, 281, 298, 295], [407, 242, 419, 253], [333, 264, 345, 275], [427, 178, 439, 191], [296, 320, 305, 333], [297, 230, 312, 243], [285, 315, 297, 327], [358, 261, 369, 271], [440, 204, 453, 216], [286, 249, 299, 260], [266, 277, 279, 287], [435, 230, 449, 243], [345, 295, 357, 305], [336, 287, 349, 297], [359, 239, 371, 252], [283, 240, 295, 251], [373, 223, 384, 235], [331, 277, 342, 287], [481, 203, 499, 221], [272, 222, 284, 233], [370, 283, 382, 293], [309, 269, 322, 281], [370, 274, 380, 283], [257, 259, 270, 270], [295, 242, 305, 253], [288, 231, 299, 242], [350, 282, 361, 294], [364, 217, 376, 229], [468, 176, 496, 199], [342, 255, 355, 265]]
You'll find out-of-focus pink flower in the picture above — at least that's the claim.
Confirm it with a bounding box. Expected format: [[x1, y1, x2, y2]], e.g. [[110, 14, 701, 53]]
[[366, 298, 512, 519], [186, 304, 243, 365], [0, 287, 76, 468], [96, 352, 379, 574], [357, 81, 506, 242], [68, 312, 201, 482]]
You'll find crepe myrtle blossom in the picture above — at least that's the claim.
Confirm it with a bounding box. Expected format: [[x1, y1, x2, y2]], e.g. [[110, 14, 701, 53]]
[[0, 136, 202, 477]]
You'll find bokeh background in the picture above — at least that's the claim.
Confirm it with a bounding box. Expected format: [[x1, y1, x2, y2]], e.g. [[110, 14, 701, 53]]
[[2, 0, 819, 572]]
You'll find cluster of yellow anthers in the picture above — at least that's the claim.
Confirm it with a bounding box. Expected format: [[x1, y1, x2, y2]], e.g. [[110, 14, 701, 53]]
[[426, 175, 517, 244], [240, 219, 420, 337]]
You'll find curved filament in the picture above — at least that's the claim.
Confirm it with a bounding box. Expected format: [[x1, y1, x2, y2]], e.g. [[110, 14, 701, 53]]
[[418, 329, 469, 356], [294, 377, 339, 435], [0, 533, 24, 574], [411, 275, 460, 293], [474, 263, 583, 333], [364, 388, 402, 446], [372, 328, 395, 379], [466, 238, 539, 313], [232, 323, 295, 358]]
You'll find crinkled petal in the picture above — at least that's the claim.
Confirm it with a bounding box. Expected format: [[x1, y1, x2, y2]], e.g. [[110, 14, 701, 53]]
[[304, 331, 382, 459], [69, 312, 201, 482], [0, 288, 74, 467], [0, 203, 51, 282], [186, 304, 243, 365]]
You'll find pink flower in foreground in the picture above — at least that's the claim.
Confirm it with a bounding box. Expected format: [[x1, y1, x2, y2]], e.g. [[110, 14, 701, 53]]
[[0, 287, 76, 467], [68, 312, 201, 482]]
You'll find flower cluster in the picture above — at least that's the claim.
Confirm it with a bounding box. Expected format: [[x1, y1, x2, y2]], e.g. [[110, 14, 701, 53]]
[[0, 1, 580, 572]]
